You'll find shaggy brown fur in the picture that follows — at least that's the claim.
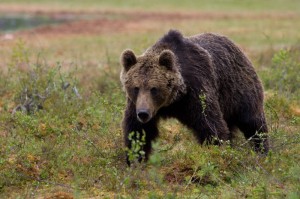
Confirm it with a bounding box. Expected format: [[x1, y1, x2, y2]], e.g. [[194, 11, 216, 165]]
[[120, 30, 269, 165]]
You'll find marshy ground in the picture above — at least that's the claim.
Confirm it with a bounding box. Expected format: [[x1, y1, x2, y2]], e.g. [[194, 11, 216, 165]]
[[0, 1, 299, 198]]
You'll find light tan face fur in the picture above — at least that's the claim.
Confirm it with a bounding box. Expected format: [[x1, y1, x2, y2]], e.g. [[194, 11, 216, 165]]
[[120, 49, 186, 123]]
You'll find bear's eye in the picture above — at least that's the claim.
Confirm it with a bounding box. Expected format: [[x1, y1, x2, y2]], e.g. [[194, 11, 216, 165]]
[[133, 87, 139, 95], [150, 87, 158, 95]]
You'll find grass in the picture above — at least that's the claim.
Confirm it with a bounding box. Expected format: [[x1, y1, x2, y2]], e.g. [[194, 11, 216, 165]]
[[1, 0, 300, 12], [0, 1, 300, 198]]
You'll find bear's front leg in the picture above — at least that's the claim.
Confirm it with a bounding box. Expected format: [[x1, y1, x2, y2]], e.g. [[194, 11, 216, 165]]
[[122, 102, 159, 165], [175, 94, 230, 144]]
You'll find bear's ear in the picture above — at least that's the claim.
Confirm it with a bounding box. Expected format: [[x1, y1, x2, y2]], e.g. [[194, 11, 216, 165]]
[[121, 49, 137, 72], [159, 50, 175, 71]]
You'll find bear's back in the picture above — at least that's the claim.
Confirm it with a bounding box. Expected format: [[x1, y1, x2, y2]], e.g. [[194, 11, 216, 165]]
[[154, 30, 264, 122]]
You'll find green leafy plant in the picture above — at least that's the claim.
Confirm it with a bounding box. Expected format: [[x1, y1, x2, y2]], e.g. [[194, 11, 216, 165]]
[[199, 92, 207, 115], [126, 131, 146, 164]]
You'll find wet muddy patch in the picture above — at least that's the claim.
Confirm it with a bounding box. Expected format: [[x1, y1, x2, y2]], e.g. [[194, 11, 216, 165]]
[[0, 14, 72, 32]]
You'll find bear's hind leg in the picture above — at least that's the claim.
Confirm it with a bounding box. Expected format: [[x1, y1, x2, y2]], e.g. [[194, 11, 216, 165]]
[[237, 114, 269, 154]]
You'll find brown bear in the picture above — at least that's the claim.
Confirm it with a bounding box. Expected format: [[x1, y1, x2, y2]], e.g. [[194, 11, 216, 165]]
[[120, 30, 268, 165]]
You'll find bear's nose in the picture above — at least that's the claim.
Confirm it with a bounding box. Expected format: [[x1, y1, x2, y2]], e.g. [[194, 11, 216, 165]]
[[137, 109, 150, 123]]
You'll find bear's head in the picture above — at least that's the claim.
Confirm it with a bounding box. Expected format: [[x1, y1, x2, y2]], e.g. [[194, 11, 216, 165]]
[[120, 49, 186, 123]]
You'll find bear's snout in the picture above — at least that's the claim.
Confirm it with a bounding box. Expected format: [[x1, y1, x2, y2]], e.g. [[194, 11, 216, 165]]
[[137, 109, 151, 123], [136, 91, 154, 123]]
